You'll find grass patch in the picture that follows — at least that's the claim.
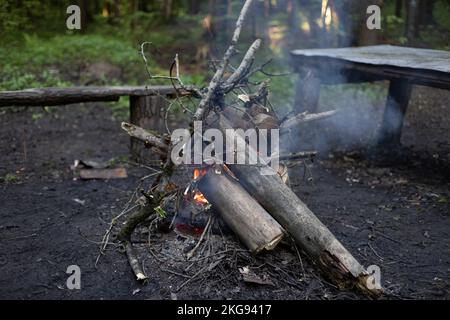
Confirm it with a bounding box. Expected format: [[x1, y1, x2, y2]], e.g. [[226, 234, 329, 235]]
[[1, 173, 20, 184]]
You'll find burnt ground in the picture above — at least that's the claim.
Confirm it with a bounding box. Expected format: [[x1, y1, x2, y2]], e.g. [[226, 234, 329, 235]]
[[0, 85, 449, 300]]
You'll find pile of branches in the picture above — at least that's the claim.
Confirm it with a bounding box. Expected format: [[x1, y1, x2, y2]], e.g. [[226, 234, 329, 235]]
[[98, 0, 382, 298]]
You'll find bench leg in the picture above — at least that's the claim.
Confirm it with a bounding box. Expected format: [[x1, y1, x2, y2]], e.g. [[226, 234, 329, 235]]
[[130, 95, 167, 162], [376, 79, 412, 147], [293, 68, 321, 114]]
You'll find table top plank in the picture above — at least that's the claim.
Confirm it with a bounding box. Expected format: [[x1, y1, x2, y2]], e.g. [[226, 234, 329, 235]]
[[291, 45, 450, 74]]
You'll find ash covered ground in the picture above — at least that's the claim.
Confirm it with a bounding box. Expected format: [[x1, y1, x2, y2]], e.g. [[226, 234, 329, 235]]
[[0, 85, 449, 299]]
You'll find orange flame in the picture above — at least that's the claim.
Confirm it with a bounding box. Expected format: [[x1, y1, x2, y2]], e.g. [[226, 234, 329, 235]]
[[193, 192, 208, 205], [193, 168, 208, 181], [193, 168, 209, 205]]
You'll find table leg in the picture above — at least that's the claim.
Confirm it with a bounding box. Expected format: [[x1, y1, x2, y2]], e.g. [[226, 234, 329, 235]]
[[293, 68, 321, 114], [376, 79, 412, 147]]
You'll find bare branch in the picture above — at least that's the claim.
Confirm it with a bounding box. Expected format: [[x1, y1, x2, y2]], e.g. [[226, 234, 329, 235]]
[[280, 110, 339, 131], [121, 122, 169, 152], [277, 151, 318, 161], [194, 0, 255, 120], [248, 58, 292, 78], [222, 39, 262, 91], [125, 241, 148, 281]]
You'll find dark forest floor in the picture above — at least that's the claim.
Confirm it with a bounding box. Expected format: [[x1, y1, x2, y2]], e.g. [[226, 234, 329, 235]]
[[0, 86, 449, 300]]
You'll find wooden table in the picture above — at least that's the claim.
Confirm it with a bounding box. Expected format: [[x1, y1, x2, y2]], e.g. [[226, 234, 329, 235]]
[[290, 45, 450, 146]]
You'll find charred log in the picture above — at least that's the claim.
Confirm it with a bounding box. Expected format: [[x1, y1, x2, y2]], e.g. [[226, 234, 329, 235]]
[[197, 166, 284, 253]]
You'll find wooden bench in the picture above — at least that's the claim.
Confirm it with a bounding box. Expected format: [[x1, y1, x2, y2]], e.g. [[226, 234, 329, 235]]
[[290, 45, 450, 146], [0, 86, 180, 161]]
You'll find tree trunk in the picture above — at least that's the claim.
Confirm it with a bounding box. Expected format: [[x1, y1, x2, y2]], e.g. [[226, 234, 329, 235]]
[[417, 0, 435, 26], [130, 0, 139, 29], [287, 0, 297, 33], [405, 0, 419, 43], [130, 95, 168, 162], [163, 0, 173, 20], [78, 0, 92, 32], [188, 0, 201, 15], [395, 0, 403, 17]]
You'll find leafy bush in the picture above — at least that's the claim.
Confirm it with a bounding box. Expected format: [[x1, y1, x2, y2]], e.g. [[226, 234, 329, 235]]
[[0, 34, 150, 90]]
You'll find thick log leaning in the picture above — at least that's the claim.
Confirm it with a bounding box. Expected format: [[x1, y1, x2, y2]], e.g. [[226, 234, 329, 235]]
[[197, 167, 284, 253], [229, 165, 378, 294], [213, 114, 380, 296]]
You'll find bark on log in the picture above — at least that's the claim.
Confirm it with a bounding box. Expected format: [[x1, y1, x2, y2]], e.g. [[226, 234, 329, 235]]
[[229, 164, 379, 295], [221, 106, 254, 130], [130, 95, 168, 162], [0, 86, 177, 107], [253, 113, 279, 130], [280, 110, 338, 131], [124, 241, 148, 280], [197, 166, 284, 253], [121, 122, 169, 153]]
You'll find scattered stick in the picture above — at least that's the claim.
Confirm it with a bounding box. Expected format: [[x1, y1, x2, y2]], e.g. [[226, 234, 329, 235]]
[[280, 110, 338, 131], [121, 122, 169, 152], [117, 203, 156, 242], [277, 151, 317, 161], [124, 241, 148, 280], [186, 215, 213, 260]]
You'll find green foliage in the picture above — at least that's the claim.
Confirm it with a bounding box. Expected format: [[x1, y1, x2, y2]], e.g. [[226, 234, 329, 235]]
[[250, 54, 295, 115], [433, 0, 450, 29], [154, 206, 167, 218], [1, 173, 20, 183], [180, 74, 205, 87], [0, 67, 70, 91], [17, 34, 141, 70], [107, 155, 129, 167], [320, 82, 387, 108], [382, 15, 408, 45], [0, 34, 147, 90], [0, 0, 448, 110], [109, 96, 130, 121], [0, 0, 40, 40], [31, 112, 44, 121]]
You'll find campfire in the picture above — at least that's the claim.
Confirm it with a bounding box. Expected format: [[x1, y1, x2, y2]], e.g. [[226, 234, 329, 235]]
[[192, 168, 209, 206], [102, 0, 382, 298]]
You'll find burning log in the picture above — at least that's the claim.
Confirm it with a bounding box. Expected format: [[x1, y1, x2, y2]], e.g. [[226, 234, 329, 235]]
[[213, 114, 380, 296], [197, 166, 284, 253], [228, 164, 379, 295]]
